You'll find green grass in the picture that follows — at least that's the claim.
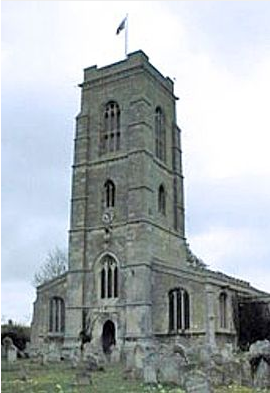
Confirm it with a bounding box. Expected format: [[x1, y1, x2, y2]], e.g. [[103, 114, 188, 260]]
[[1, 360, 270, 393]]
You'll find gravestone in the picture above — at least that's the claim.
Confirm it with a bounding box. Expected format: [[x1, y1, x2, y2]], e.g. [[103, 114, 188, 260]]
[[73, 356, 92, 386], [143, 352, 157, 384], [133, 344, 145, 378], [253, 359, 270, 389], [73, 341, 93, 387], [19, 364, 29, 382], [7, 345, 17, 363], [110, 345, 120, 363], [40, 351, 48, 365], [47, 341, 61, 362], [158, 352, 186, 386], [134, 344, 145, 369], [75, 369, 92, 386], [3, 337, 17, 363], [239, 356, 252, 386], [185, 369, 212, 393], [71, 347, 80, 368]]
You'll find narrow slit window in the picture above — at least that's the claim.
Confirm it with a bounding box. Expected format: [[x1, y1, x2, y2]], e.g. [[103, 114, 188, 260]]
[[158, 184, 166, 215], [155, 107, 166, 162]]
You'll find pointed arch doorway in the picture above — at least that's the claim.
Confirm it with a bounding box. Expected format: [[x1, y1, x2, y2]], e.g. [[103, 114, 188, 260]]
[[102, 320, 116, 354]]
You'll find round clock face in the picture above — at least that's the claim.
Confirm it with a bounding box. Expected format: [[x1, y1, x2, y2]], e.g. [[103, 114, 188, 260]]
[[102, 212, 111, 225]]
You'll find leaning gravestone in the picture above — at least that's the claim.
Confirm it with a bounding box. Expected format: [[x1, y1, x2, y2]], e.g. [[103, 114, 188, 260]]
[[185, 369, 212, 393]]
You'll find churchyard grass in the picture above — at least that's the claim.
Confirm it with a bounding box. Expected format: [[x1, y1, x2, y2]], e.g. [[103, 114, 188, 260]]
[[1, 360, 270, 393]]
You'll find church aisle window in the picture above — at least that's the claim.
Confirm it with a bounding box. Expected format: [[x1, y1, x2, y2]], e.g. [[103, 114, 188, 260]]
[[101, 101, 121, 154], [49, 297, 65, 333], [100, 255, 118, 299], [169, 288, 190, 332]]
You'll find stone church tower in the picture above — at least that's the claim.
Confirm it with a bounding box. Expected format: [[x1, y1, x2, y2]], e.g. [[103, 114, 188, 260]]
[[65, 50, 186, 354], [30, 51, 270, 360]]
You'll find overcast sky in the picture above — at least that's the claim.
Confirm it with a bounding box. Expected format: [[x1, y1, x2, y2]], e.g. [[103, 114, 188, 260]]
[[2, 1, 270, 324]]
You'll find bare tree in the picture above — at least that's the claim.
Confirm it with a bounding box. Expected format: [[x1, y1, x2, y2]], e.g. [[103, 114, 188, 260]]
[[33, 247, 68, 287]]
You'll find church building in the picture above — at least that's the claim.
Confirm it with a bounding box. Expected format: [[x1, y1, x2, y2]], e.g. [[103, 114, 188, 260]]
[[30, 51, 270, 360]]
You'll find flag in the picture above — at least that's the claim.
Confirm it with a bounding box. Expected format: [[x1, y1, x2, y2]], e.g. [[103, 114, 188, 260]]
[[116, 17, 126, 35]]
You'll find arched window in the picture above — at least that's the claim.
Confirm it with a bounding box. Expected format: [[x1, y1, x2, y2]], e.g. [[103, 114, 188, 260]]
[[168, 288, 190, 332], [158, 184, 166, 215], [49, 297, 65, 333], [104, 180, 115, 208], [101, 101, 121, 154], [155, 107, 166, 162], [219, 292, 227, 328], [100, 255, 118, 299]]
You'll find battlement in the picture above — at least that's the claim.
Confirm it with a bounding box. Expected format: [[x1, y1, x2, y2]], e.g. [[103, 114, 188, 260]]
[[82, 50, 175, 95]]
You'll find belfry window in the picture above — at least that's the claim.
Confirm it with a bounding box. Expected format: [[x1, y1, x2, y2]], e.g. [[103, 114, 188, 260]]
[[158, 184, 166, 215], [104, 180, 115, 208], [49, 297, 65, 333], [169, 288, 190, 332], [155, 107, 166, 162], [100, 255, 118, 299], [101, 101, 121, 154], [219, 292, 227, 328]]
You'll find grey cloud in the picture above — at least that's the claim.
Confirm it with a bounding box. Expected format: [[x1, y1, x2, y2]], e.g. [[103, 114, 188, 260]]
[[185, 174, 270, 235], [2, 88, 74, 283]]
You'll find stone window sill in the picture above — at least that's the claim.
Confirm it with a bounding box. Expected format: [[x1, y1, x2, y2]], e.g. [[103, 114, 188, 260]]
[[216, 329, 236, 335], [47, 332, 65, 338]]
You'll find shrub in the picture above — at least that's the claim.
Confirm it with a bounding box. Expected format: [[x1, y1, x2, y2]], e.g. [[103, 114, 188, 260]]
[[1, 320, 30, 353]]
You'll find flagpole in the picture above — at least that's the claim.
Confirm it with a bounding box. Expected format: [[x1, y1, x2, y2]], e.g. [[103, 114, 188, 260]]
[[125, 14, 128, 58]]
